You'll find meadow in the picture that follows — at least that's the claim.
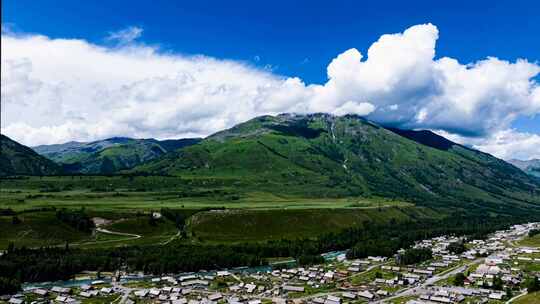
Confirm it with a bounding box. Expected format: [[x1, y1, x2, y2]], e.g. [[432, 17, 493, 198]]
[[514, 292, 540, 304], [0, 176, 410, 211], [518, 233, 540, 248], [189, 206, 439, 242], [0, 176, 417, 249]]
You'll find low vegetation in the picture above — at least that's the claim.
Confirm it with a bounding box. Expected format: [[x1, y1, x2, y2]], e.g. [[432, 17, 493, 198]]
[[189, 206, 435, 242], [0, 210, 91, 249], [514, 291, 540, 304], [518, 233, 540, 248]]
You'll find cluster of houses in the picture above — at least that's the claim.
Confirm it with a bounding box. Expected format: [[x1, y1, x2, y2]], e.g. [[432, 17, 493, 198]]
[[404, 223, 540, 304], [408, 286, 506, 304], [4, 223, 539, 304], [3, 280, 118, 304]]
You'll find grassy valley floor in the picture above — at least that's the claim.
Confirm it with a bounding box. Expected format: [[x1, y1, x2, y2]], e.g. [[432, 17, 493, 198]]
[[0, 176, 428, 250], [188, 206, 440, 243]]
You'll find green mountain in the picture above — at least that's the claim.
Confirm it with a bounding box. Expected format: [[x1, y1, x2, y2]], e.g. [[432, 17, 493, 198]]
[[0, 135, 63, 176], [508, 159, 540, 178], [133, 113, 540, 215], [33, 137, 201, 174]]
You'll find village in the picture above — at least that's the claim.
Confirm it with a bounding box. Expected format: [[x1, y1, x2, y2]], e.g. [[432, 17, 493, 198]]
[[3, 222, 540, 304]]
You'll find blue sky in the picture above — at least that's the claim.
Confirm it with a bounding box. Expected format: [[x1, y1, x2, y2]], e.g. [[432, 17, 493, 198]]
[[4, 1, 539, 82], [1, 0, 539, 159]]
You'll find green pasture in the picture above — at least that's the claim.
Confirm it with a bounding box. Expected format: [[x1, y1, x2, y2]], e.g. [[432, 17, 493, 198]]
[[518, 233, 540, 247], [0, 175, 429, 250]]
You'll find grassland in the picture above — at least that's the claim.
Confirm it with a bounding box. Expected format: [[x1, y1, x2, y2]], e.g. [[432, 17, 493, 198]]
[[0, 176, 410, 211], [513, 292, 540, 304], [189, 207, 439, 242], [0, 190, 410, 212], [0, 210, 181, 249], [0, 211, 89, 248], [80, 295, 121, 304], [348, 266, 395, 285], [388, 296, 418, 304], [0, 176, 426, 249], [518, 233, 540, 247]]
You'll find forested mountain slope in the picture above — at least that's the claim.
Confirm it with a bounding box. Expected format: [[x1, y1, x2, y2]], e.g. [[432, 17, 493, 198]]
[[0, 135, 63, 176]]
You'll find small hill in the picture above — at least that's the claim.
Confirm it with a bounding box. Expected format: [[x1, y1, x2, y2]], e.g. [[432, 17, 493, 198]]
[[33, 137, 201, 174], [133, 113, 540, 215], [508, 159, 540, 178], [0, 135, 63, 176]]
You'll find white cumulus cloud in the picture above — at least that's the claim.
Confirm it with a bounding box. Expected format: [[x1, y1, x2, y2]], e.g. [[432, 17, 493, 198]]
[[332, 101, 375, 116], [474, 130, 540, 161], [436, 129, 540, 161], [316, 24, 540, 137], [1, 23, 539, 160]]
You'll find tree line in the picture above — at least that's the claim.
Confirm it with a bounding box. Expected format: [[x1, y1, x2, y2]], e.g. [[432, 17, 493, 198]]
[[56, 208, 95, 232], [447, 241, 466, 254], [396, 248, 432, 265], [529, 228, 540, 238]]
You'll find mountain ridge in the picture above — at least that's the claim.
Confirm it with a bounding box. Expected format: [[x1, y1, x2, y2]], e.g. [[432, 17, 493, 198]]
[[508, 158, 540, 178], [4, 113, 540, 215], [132, 113, 540, 214], [33, 137, 201, 174]]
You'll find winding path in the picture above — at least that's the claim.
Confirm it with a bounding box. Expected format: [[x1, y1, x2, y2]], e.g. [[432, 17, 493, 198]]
[[506, 291, 527, 304], [95, 227, 142, 240], [160, 230, 181, 245], [65, 228, 142, 247]]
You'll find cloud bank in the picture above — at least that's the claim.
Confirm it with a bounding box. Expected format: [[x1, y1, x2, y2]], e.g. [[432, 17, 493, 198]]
[[1, 24, 539, 160]]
